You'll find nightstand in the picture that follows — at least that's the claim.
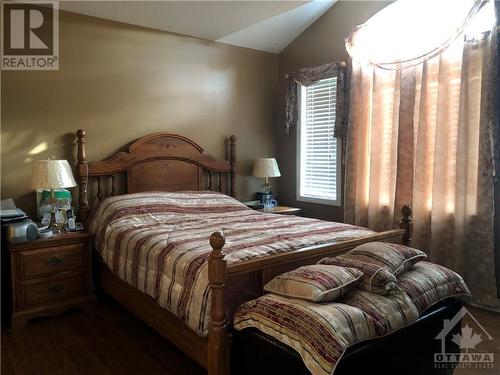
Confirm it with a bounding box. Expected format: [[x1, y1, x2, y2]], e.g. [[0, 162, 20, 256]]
[[7, 231, 94, 327], [256, 206, 302, 215]]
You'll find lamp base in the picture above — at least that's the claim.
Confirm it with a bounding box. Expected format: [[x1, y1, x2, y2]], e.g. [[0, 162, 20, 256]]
[[46, 192, 64, 234], [257, 191, 274, 205], [49, 211, 64, 234], [260, 178, 271, 194]]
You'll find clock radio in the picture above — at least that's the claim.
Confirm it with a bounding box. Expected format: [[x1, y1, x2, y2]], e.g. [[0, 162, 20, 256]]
[[6, 219, 39, 244]]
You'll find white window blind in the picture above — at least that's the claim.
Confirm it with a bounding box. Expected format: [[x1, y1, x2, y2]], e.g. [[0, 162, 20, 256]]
[[298, 77, 340, 205]]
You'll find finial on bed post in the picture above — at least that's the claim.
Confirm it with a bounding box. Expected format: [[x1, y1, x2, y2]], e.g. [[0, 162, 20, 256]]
[[400, 205, 413, 246], [208, 231, 229, 375], [229, 135, 237, 198], [76, 129, 89, 223]]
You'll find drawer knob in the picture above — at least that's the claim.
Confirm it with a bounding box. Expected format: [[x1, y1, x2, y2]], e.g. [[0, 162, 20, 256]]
[[47, 255, 65, 266], [48, 284, 65, 294]]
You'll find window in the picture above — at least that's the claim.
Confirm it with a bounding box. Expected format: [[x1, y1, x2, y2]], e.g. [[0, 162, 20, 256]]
[[297, 77, 341, 205]]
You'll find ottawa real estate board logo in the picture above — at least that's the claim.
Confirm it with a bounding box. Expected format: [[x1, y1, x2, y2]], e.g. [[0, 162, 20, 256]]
[[1, 1, 59, 70], [435, 307, 494, 370]]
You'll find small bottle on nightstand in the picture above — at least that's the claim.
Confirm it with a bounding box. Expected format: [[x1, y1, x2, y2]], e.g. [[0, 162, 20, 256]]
[[67, 209, 76, 231]]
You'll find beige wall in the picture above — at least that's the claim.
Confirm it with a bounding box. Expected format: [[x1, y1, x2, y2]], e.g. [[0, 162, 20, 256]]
[[275, 0, 390, 221], [1, 11, 279, 217]]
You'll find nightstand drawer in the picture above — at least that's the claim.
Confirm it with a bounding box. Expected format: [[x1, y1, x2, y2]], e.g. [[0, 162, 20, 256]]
[[23, 273, 86, 308], [21, 243, 85, 279]]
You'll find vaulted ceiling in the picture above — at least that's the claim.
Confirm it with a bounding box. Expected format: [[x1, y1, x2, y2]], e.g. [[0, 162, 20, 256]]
[[60, 1, 336, 53]]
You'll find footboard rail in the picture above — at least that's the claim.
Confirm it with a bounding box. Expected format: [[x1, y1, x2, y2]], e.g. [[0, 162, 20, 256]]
[[227, 229, 403, 278], [207, 206, 413, 375]]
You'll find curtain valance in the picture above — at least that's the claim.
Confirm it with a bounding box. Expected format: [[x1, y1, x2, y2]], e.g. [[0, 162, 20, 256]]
[[284, 62, 348, 137]]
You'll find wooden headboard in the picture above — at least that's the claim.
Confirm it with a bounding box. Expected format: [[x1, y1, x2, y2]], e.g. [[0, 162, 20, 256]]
[[75, 129, 237, 222]]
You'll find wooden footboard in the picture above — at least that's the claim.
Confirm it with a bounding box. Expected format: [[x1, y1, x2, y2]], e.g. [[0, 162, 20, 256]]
[[207, 206, 413, 375]]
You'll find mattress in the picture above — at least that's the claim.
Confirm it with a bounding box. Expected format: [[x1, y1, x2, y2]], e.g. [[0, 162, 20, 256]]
[[89, 191, 375, 336]]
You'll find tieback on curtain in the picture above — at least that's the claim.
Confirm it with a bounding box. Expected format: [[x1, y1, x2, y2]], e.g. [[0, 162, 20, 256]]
[[284, 62, 348, 137], [345, 0, 490, 70]]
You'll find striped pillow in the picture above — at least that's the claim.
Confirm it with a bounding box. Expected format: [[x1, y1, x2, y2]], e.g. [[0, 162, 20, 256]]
[[343, 242, 427, 276], [318, 257, 397, 295], [264, 264, 363, 302], [398, 261, 471, 313]]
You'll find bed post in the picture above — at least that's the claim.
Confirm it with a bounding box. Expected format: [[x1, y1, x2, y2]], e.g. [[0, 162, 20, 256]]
[[400, 205, 413, 246], [229, 135, 237, 198], [208, 231, 229, 375], [76, 129, 89, 223]]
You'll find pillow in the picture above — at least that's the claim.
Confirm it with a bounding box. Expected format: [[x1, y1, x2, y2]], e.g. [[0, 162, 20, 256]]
[[342, 242, 427, 276], [263, 264, 363, 302], [318, 257, 397, 295], [397, 261, 471, 313]]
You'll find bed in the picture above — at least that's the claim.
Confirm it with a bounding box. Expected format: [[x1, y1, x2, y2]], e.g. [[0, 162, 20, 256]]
[[75, 129, 414, 375]]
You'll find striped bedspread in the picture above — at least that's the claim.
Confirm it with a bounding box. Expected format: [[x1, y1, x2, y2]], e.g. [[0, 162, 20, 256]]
[[234, 291, 419, 375], [89, 191, 375, 336], [234, 261, 470, 375]]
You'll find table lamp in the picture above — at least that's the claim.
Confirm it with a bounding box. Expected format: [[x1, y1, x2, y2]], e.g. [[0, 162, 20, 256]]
[[31, 159, 76, 232], [252, 158, 281, 194]]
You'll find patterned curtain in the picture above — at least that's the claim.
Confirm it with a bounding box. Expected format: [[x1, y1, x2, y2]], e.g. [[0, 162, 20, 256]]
[[344, 1, 499, 307], [285, 62, 348, 137]]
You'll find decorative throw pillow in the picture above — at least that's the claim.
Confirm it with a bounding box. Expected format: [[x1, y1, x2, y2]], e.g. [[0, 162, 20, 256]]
[[397, 261, 471, 313], [318, 257, 398, 295], [342, 242, 427, 276], [264, 264, 363, 302]]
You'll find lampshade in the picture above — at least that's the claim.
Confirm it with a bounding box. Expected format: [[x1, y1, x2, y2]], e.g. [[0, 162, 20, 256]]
[[252, 158, 281, 178], [31, 159, 77, 190]]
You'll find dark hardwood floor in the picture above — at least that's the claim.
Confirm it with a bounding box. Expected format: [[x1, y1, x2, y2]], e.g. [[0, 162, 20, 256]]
[[2, 299, 499, 375], [1, 297, 205, 375]]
